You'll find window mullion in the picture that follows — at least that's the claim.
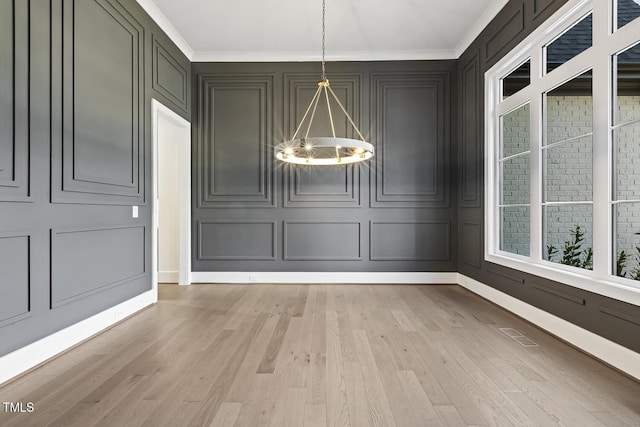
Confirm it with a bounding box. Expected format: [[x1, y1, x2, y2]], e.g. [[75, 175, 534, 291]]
[[530, 48, 543, 263], [591, 0, 612, 278]]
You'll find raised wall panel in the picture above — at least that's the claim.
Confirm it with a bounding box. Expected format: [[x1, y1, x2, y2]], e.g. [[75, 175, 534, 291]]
[[51, 0, 144, 204], [283, 74, 362, 207], [532, 284, 586, 306], [486, 267, 525, 284], [152, 36, 189, 113], [484, 2, 525, 64], [0, 0, 30, 202], [285, 166, 359, 207], [460, 54, 481, 207], [198, 74, 274, 208], [460, 221, 481, 268], [599, 306, 640, 327], [51, 226, 145, 308], [370, 72, 450, 208], [284, 222, 362, 261], [198, 221, 276, 260], [597, 304, 640, 353], [533, 0, 556, 18], [370, 221, 451, 261], [0, 234, 30, 325]]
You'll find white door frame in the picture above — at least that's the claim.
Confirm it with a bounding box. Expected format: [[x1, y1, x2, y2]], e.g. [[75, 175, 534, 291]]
[[151, 99, 192, 286]]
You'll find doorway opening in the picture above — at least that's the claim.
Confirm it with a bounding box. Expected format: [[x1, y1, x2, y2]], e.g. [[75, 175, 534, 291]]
[[151, 99, 191, 287]]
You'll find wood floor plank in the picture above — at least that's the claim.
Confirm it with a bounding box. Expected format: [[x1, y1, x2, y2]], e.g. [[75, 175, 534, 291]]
[[390, 309, 416, 332], [396, 369, 442, 426], [209, 401, 243, 427], [433, 404, 471, 427], [336, 290, 371, 427], [225, 314, 281, 401], [257, 302, 293, 374], [232, 373, 276, 427], [282, 387, 307, 427], [292, 286, 310, 318], [1, 283, 639, 427], [304, 403, 327, 427], [184, 312, 270, 426], [352, 329, 396, 427], [326, 310, 351, 427]]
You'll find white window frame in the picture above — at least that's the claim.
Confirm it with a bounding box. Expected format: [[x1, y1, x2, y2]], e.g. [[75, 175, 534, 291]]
[[485, 0, 640, 305]]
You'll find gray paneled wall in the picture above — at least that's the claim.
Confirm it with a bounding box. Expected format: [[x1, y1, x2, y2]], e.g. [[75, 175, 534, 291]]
[[457, 0, 640, 353], [0, 0, 190, 357], [0, 0, 29, 202], [192, 61, 457, 272]]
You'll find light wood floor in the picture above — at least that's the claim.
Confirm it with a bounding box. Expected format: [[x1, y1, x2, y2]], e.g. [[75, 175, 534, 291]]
[[1, 284, 639, 426]]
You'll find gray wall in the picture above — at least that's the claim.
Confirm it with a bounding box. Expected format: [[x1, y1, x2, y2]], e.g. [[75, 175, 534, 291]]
[[0, 0, 190, 357], [191, 61, 457, 272], [457, 0, 640, 353]]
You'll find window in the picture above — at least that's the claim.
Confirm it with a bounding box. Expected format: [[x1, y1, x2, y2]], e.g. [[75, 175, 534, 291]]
[[543, 71, 593, 269], [616, 0, 640, 29], [613, 41, 640, 279], [500, 103, 531, 256], [545, 12, 592, 74], [501, 59, 530, 99], [486, 0, 640, 304]]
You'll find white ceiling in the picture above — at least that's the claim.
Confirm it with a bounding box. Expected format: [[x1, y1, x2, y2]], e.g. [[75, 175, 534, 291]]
[[137, 0, 509, 62]]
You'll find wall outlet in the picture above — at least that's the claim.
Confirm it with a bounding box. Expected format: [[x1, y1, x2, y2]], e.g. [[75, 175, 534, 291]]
[[249, 275, 259, 282], [132, 206, 138, 218]]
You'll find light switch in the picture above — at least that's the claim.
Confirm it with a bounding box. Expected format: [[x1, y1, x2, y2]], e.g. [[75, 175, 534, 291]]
[[132, 206, 138, 218]]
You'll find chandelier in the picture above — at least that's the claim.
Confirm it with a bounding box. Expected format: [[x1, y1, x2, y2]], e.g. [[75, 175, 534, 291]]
[[274, 0, 374, 166]]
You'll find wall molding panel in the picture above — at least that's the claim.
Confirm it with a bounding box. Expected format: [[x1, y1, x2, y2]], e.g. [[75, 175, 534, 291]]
[[600, 306, 640, 327], [370, 72, 451, 208], [50, 226, 146, 308], [51, 0, 144, 205], [0, 233, 31, 327], [283, 221, 362, 261], [460, 53, 482, 208], [532, 0, 557, 19], [284, 164, 360, 207], [197, 221, 276, 260], [197, 74, 275, 208], [460, 221, 482, 268], [283, 73, 363, 207], [284, 73, 363, 140], [0, 0, 30, 202], [370, 221, 451, 261], [484, 1, 526, 64], [152, 35, 189, 114]]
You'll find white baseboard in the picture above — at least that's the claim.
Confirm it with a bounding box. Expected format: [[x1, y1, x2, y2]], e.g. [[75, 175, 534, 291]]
[[158, 271, 178, 283], [457, 273, 640, 382], [0, 290, 156, 386], [190, 271, 458, 284]]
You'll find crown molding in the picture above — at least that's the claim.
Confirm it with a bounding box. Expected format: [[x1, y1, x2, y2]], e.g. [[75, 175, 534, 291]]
[[455, 0, 509, 58], [191, 49, 458, 63], [136, 0, 194, 60]]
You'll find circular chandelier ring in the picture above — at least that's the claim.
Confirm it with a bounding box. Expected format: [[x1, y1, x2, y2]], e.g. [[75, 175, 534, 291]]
[[275, 137, 374, 166]]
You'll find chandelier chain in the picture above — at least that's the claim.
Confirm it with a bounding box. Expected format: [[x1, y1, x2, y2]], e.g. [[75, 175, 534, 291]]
[[321, 0, 326, 80]]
